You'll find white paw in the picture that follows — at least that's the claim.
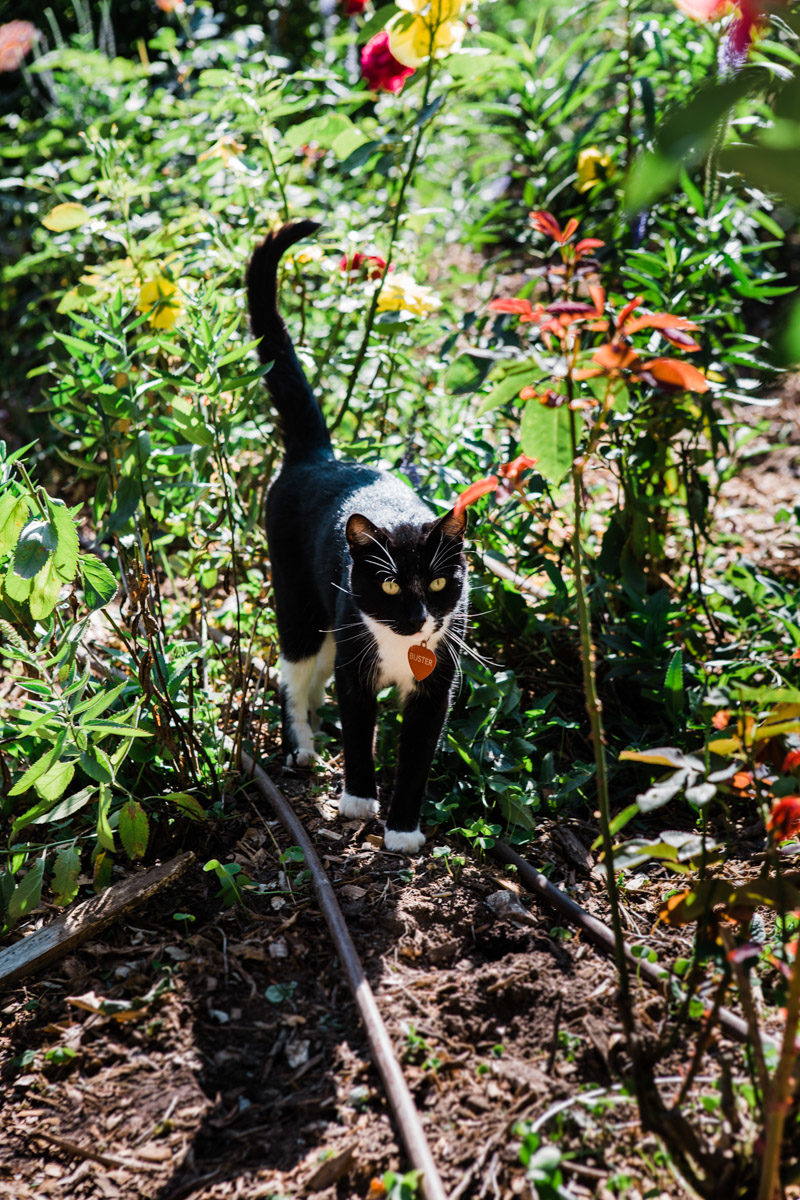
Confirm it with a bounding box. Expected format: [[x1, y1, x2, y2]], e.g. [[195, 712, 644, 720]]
[[287, 747, 317, 768], [384, 826, 426, 855], [339, 792, 380, 820]]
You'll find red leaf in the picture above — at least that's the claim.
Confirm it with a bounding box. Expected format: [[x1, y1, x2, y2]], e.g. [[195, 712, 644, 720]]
[[453, 476, 498, 516], [640, 357, 709, 393], [529, 210, 563, 242], [488, 297, 535, 319], [575, 237, 605, 255], [498, 454, 538, 482], [561, 217, 579, 244]]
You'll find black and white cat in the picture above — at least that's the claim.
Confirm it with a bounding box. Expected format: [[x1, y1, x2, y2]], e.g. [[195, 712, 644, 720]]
[[246, 220, 468, 854]]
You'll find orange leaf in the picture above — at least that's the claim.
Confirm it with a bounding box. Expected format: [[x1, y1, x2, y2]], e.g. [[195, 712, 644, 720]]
[[593, 342, 640, 371], [616, 294, 644, 330], [587, 284, 605, 314], [641, 357, 709, 393], [561, 217, 579, 243], [488, 297, 534, 319], [624, 312, 700, 334], [453, 476, 498, 516]]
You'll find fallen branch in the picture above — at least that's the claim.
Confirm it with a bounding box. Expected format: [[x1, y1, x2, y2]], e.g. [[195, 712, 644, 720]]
[[239, 751, 447, 1200], [491, 839, 776, 1051], [0, 852, 195, 991]]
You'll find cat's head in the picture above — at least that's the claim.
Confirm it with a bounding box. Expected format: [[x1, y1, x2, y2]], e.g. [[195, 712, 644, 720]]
[[345, 508, 467, 637]]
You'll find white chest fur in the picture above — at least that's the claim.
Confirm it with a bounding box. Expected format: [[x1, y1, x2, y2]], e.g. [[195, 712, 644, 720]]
[[361, 612, 448, 702]]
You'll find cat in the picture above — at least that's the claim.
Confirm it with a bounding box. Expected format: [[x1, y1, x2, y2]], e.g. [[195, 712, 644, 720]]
[[246, 220, 469, 854]]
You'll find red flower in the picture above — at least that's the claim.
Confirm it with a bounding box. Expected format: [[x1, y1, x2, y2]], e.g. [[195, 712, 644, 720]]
[[767, 795, 800, 841], [343, 0, 369, 13], [676, 0, 769, 59], [0, 20, 38, 71], [339, 251, 389, 280], [783, 749, 800, 774], [360, 31, 414, 93], [453, 476, 498, 516]]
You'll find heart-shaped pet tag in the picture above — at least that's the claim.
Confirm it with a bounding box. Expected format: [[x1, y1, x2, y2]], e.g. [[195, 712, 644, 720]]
[[408, 642, 437, 681]]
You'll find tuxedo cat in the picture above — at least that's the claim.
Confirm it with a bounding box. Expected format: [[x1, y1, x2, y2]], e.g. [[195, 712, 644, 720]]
[[246, 220, 468, 854]]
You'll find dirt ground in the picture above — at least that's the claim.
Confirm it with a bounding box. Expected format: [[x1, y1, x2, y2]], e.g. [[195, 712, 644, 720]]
[[1, 386, 798, 1200], [1, 775, 698, 1200]]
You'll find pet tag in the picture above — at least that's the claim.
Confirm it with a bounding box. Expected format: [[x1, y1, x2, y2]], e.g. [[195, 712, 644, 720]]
[[408, 640, 436, 681]]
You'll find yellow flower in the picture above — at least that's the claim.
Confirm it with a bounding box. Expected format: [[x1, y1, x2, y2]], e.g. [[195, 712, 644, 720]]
[[387, 0, 466, 68], [138, 275, 182, 330], [198, 135, 246, 168], [576, 146, 613, 193], [375, 271, 441, 318]]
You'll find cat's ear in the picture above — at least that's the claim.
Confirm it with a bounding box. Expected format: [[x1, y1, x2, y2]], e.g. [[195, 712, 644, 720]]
[[428, 507, 467, 544], [346, 512, 382, 553]]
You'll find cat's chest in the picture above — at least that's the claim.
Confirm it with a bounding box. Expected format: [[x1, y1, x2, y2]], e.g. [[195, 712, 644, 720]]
[[361, 612, 443, 701]]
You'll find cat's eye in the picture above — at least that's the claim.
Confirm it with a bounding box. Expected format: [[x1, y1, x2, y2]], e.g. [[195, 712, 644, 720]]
[[428, 577, 447, 592], [381, 579, 401, 595]]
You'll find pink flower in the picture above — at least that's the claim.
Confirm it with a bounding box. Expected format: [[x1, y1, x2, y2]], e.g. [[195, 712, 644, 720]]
[[360, 30, 415, 94], [339, 251, 389, 280], [0, 20, 38, 72]]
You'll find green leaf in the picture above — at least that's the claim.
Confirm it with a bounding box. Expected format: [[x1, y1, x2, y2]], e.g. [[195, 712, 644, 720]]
[[12, 519, 56, 579], [28, 556, 63, 621], [107, 475, 140, 533], [42, 202, 90, 232], [79, 555, 117, 610], [47, 497, 80, 580], [520, 400, 572, 484], [79, 746, 114, 783], [721, 144, 800, 206], [52, 846, 81, 905], [620, 747, 704, 771], [34, 759, 76, 802], [119, 800, 149, 860], [96, 784, 115, 852], [9, 733, 68, 796], [478, 369, 532, 414], [7, 858, 45, 926], [72, 680, 127, 721], [163, 792, 208, 820], [0, 494, 30, 555]]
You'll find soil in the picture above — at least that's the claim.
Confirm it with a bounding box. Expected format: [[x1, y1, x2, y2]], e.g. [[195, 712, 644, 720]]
[[1, 388, 798, 1200], [0, 764, 775, 1200]]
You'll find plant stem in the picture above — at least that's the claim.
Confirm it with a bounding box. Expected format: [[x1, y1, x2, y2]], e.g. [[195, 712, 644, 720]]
[[757, 940, 800, 1200], [330, 54, 439, 433], [570, 451, 634, 1029]]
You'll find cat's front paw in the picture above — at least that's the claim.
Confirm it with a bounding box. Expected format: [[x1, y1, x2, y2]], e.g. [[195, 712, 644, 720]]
[[339, 791, 380, 820], [384, 826, 426, 855], [286, 746, 318, 768]]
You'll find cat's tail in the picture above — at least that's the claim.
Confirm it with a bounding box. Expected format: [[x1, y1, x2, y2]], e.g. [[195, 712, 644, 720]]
[[246, 219, 332, 459]]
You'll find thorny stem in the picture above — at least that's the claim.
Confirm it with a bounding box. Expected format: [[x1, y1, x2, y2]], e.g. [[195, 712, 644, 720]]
[[330, 45, 439, 433]]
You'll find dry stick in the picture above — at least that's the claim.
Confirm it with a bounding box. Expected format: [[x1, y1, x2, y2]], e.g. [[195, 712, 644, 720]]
[[239, 752, 447, 1200], [0, 852, 195, 992], [490, 839, 776, 1051]]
